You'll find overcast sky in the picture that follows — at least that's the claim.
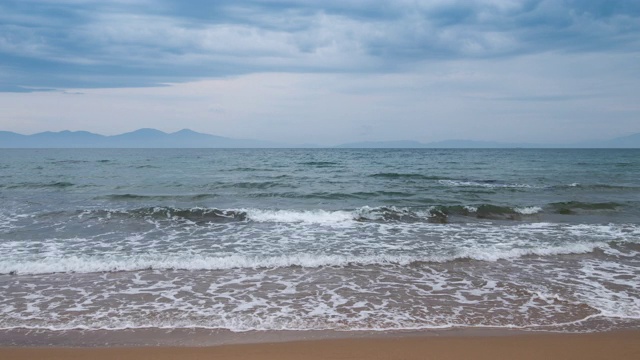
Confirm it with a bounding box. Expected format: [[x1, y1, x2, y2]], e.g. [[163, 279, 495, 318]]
[[1, 0, 639, 145]]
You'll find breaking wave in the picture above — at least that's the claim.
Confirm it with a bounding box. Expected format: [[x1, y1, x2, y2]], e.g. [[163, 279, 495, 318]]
[[0, 242, 612, 275], [63, 204, 549, 225]]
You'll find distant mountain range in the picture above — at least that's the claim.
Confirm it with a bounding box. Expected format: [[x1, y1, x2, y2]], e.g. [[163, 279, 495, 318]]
[[337, 133, 640, 149], [1, 129, 639, 148], [336, 133, 640, 148], [335, 139, 532, 148], [0, 128, 285, 148]]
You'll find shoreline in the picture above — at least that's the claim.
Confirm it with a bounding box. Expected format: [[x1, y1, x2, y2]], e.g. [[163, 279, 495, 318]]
[[0, 327, 534, 348], [1, 329, 638, 360]]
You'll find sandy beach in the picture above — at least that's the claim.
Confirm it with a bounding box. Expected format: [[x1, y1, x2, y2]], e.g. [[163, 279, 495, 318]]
[[2, 330, 639, 360]]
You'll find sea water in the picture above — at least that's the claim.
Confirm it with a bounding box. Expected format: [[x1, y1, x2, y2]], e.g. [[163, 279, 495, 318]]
[[0, 148, 638, 333]]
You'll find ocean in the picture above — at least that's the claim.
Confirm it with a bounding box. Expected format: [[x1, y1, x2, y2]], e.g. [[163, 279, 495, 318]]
[[0, 148, 639, 334]]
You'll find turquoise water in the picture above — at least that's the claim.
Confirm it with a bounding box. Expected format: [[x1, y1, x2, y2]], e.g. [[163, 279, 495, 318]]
[[0, 149, 639, 332]]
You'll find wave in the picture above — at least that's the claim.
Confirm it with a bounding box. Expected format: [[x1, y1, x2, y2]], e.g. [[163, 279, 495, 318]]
[[246, 209, 354, 224], [549, 201, 622, 214], [5, 181, 76, 189], [299, 161, 339, 167], [437, 180, 539, 189], [225, 167, 278, 172], [437, 180, 634, 191], [249, 191, 418, 200], [246, 205, 543, 223], [0, 242, 610, 275], [78, 207, 247, 223], [554, 183, 639, 191], [2, 181, 105, 190], [49, 160, 89, 164], [99, 194, 217, 201], [428, 204, 542, 220], [615, 162, 634, 168], [79, 207, 398, 224], [514, 206, 544, 215], [221, 181, 294, 190], [369, 173, 447, 180], [100, 191, 420, 203], [66, 204, 547, 224]]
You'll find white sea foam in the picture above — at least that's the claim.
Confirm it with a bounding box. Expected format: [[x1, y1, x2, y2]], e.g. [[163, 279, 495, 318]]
[[0, 240, 620, 275], [437, 180, 537, 188], [0, 253, 405, 275], [574, 260, 640, 319], [0, 212, 32, 231], [245, 209, 354, 224], [514, 206, 543, 215], [235, 205, 534, 224], [464, 205, 478, 212], [1, 254, 637, 333], [245, 206, 429, 224], [2, 221, 639, 276], [3, 207, 639, 333]]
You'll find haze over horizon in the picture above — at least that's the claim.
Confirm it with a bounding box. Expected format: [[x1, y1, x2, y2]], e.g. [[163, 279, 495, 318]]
[[1, 1, 639, 145]]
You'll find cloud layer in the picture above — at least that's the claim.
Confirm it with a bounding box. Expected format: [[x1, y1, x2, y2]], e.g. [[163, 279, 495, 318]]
[[1, 1, 639, 144], [2, 0, 639, 90]]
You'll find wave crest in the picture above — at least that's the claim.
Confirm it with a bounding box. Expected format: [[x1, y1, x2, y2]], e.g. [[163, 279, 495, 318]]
[[71, 204, 549, 225], [0, 242, 608, 275]]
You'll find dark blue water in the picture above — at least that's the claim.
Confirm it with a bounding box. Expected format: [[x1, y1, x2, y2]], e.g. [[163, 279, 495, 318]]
[[0, 149, 639, 332]]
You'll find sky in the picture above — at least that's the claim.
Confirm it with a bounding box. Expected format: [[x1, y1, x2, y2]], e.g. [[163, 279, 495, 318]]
[[1, 0, 639, 145]]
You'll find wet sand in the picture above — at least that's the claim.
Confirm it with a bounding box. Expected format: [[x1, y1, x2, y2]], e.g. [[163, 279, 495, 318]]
[[2, 330, 639, 360]]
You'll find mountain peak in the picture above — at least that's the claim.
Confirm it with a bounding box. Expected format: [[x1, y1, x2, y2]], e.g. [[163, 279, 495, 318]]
[[127, 128, 167, 135], [172, 129, 198, 135]]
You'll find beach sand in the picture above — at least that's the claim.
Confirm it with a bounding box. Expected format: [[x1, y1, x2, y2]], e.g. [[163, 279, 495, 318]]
[[2, 330, 639, 360]]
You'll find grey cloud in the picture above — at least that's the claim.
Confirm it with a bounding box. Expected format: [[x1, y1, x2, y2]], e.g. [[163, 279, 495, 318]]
[[0, 0, 639, 91]]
